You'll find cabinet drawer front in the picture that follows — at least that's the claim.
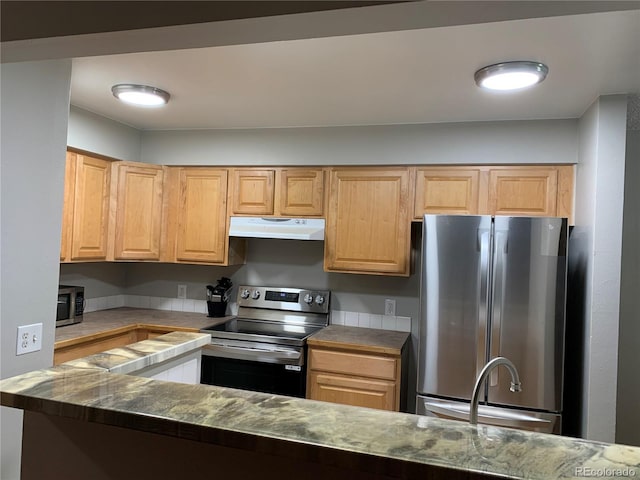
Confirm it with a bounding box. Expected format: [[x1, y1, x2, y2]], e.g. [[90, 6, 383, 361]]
[[309, 348, 397, 381], [309, 372, 396, 411]]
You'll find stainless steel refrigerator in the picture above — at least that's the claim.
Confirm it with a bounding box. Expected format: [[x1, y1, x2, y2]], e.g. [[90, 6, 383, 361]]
[[416, 215, 568, 434]]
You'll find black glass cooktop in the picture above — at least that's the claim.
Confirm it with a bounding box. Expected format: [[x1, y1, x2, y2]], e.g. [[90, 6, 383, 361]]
[[201, 318, 324, 346]]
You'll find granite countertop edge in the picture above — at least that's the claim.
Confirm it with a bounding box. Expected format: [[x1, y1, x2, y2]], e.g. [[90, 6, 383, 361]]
[[60, 331, 211, 374]]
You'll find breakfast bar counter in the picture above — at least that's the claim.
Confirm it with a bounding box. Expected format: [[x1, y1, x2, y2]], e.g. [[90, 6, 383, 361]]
[[2, 348, 639, 480]]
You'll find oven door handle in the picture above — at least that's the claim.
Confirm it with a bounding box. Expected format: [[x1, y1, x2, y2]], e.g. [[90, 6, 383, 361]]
[[201, 343, 303, 366]]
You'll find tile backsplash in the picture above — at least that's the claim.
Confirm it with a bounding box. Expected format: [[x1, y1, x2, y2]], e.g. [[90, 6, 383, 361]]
[[85, 296, 412, 333], [330, 310, 412, 333]]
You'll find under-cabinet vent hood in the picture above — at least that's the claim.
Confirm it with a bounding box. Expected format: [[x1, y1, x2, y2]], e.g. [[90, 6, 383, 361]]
[[228, 217, 325, 241]]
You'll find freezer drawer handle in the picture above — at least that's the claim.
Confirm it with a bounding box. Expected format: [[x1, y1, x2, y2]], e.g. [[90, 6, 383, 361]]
[[424, 401, 551, 427]]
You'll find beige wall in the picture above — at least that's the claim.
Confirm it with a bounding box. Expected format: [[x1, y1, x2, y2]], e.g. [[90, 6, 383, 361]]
[[1, 59, 72, 480]]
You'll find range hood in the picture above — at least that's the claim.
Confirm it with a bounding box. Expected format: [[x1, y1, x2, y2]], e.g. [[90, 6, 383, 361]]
[[228, 217, 325, 241]]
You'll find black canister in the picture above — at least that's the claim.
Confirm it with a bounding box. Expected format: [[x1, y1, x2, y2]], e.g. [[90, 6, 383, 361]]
[[206, 277, 232, 317]]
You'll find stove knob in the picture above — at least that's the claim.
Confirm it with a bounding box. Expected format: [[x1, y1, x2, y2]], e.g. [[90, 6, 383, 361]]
[[240, 289, 250, 299], [303, 293, 314, 305], [251, 290, 261, 300], [315, 295, 325, 305]]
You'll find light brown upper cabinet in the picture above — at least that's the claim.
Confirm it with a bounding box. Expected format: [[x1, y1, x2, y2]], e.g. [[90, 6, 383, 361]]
[[69, 153, 112, 261], [164, 167, 244, 265], [414, 165, 575, 223], [276, 168, 325, 216], [229, 169, 275, 215], [229, 167, 325, 218], [113, 162, 165, 261], [175, 168, 228, 263], [414, 167, 481, 219], [60, 152, 76, 261], [487, 165, 574, 220], [325, 168, 412, 276]]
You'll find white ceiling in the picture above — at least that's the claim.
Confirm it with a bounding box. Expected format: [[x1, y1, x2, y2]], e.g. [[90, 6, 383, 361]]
[[70, 10, 640, 130]]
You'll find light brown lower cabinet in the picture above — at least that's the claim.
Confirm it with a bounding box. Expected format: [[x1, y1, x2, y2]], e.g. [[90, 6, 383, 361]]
[[306, 346, 405, 412]]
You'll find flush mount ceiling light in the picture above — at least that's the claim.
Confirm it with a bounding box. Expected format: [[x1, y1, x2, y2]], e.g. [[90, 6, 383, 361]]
[[111, 84, 170, 107], [474, 61, 549, 91]]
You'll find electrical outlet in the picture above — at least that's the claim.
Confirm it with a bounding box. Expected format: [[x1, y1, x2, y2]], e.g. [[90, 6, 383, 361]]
[[177, 284, 187, 299], [384, 299, 396, 316], [16, 323, 43, 355]]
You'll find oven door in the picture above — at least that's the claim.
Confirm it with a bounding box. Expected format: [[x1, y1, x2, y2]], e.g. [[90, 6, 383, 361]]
[[200, 340, 307, 398]]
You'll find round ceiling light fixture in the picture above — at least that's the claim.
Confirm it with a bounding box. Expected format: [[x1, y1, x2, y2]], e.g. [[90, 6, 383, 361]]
[[111, 84, 170, 107], [474, 61, 549, 91]]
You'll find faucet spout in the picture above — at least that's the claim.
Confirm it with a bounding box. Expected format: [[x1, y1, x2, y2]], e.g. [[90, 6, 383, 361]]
[[470, 357, 522, 425]]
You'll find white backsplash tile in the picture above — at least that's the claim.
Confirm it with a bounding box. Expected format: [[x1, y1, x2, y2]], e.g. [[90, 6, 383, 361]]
[[330, 310, 344, 325], [85, 297, 411, 334], [344, 311, 358, 327], [96, 296, 108, 311], [157, 297, 173, 311], [328, 310, 409, 333], [149, 297, 164, 310], [171, 298, 184, 311], [382, 315, 397, 330], [182, 299, 196, 313], [396, 316, 412, 332], [357, 313, 371, 328], [195, 300, 208, 315], [369, 314, 382, 329], [84, 298, 97, 313]]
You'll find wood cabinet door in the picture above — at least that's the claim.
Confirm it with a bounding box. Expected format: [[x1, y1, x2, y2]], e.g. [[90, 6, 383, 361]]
[[277, 168, 324, 216], [308, 371, 396, 411], [114, 163, 164, 260], [488, 167, 559, 217], [70, 155, 112, 260], [60, 152, 76, 261], [230, 169, 274, 215], [414, 167, 480, 218], [175, 168, 228, 263], [325, 168, 411, 275]]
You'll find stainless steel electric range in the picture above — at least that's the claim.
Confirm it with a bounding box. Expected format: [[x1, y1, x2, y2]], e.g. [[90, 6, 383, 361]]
[[199, 285, 330, 398]]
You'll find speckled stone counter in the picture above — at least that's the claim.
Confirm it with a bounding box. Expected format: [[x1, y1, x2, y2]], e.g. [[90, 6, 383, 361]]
[[55, 307, 231, 344], [2, 364, 639, 479], [308, 324, 409, 355]]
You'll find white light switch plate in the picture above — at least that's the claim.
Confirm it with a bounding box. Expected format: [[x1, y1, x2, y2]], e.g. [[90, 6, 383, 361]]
[[16, 323, 43, 355], [177, 284, 187, 299]]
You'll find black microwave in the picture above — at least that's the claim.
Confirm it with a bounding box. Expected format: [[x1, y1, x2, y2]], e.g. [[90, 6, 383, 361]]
[[57, 285, 85, 327]]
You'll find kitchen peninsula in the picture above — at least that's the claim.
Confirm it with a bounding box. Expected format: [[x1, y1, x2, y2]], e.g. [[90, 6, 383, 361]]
[[2, 338, 639, 480]]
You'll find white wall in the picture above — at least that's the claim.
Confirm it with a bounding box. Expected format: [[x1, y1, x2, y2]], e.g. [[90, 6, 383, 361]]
[[616, 96, 640, 447], [67, 105, 141, 161], [141, 120, 577, 166], [569, 95, 628, 443], [1, 60, 72, 480], [59, 262, 128, 299]]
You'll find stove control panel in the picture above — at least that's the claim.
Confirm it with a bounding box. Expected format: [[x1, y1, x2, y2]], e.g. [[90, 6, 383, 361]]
[[237, 286, 330, 314]]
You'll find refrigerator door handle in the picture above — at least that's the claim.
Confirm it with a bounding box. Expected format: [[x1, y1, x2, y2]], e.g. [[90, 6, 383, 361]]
[[490, 230, 507, 387], [477, 229, 491, 378]]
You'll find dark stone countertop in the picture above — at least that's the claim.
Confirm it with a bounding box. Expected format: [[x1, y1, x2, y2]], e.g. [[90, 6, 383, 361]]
[[2, 364, 639, 480], [308, 324, 409, 355], [55, 307, 232, 344]]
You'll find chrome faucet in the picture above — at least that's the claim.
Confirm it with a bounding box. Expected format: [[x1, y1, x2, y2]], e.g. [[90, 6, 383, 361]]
[[470, 356, 522, 425]]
